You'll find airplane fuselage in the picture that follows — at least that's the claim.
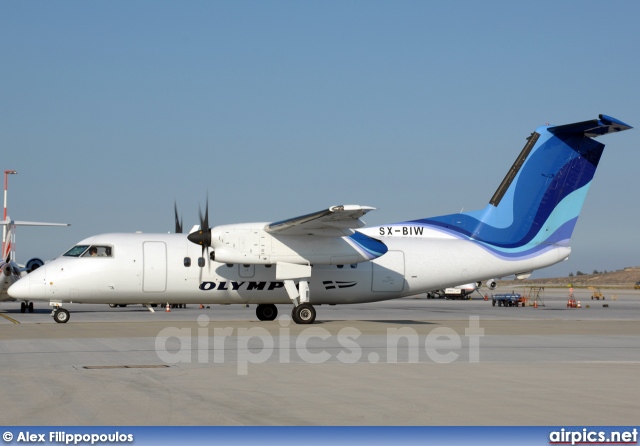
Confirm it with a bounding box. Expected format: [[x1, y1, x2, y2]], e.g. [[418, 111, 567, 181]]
[[11, 231, 568, 306]]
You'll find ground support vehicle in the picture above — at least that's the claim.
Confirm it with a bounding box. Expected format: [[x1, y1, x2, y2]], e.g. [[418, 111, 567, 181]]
[[589, 287, 605, 300], [491, 293, 525, 307]]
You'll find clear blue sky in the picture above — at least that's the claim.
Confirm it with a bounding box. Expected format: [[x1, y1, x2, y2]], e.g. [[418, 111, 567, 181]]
[[2, 1, 638, 278]]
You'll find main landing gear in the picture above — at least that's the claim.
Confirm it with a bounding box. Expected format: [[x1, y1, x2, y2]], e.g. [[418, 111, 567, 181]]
[[50, 304, 70, 323], [255, 303, 317, 324], [256, 304, 278, 321], [284, 277, 317, 325], [275, 262, 317, 325], [291, 303, 316, 324], [20, 301, 34, 313]]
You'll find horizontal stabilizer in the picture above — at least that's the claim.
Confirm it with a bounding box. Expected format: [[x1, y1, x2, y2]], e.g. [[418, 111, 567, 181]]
[[548, 114, 632, 137]]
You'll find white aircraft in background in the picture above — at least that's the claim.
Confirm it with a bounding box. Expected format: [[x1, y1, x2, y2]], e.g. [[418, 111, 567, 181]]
[[0, 217, 70, 312], [8, 114, 632, 323], [427, 282, 483, 299], [426, 278, 500, 299]]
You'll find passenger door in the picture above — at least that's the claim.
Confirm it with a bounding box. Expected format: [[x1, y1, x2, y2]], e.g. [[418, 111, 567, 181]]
[[143, 241, 167, 292]]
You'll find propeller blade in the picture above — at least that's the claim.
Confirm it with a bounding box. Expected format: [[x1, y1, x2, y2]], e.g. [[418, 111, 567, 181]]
[[174, 202, 183, 234], [202, 194, 209, 232], [202, 195, 211, 266]]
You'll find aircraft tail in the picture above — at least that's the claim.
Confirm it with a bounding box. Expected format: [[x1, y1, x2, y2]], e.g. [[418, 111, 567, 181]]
[[408, 114, 632, 258], [0, 217, 70, 265], [1, 222, 14, 262]]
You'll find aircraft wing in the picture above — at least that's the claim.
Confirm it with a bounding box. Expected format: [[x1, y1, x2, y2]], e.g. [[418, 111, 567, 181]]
[[0, 219, 70, 227], [265, 205, 375, 236]]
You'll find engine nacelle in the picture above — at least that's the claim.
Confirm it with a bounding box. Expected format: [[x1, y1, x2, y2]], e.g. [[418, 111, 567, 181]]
[[1, 263, 12, 277], [486, 279, 498, 290], [0, 262, 19, 294], [209, 224, 387, 266], [25, 258, 45, 273]]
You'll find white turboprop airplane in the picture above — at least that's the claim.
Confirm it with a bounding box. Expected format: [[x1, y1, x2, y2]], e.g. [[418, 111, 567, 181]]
[[0, 217, 70, 312], [8, 115, 632, 323]]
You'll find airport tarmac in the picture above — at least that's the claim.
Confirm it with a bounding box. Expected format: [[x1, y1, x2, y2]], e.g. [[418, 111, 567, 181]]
[[1, 287, 639, 426]]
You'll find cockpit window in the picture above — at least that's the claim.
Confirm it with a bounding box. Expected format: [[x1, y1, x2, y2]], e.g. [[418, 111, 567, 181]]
[[82, 246, 113, 257], [64, 245, 90, 257], [63, 245, 114, 257]]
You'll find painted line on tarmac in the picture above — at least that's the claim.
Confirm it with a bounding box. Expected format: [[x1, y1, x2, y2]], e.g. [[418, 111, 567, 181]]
[[0, 312, 20, 324]]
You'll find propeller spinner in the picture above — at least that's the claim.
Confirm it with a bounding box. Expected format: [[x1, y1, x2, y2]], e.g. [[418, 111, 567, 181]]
[[187, 200, 214, 261]]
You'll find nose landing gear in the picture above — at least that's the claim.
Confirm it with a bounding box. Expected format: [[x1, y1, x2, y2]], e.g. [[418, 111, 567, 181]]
[[50, 303, 70, 323], [20, 301, 34, 313]]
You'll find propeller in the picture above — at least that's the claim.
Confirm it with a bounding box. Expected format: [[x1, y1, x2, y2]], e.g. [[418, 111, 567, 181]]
[[174, 202, 183, 234], [187, 197, 213, 262]]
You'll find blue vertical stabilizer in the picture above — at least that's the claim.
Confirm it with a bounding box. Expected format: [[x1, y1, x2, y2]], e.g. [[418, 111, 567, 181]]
[[402, 115, 632, 259]]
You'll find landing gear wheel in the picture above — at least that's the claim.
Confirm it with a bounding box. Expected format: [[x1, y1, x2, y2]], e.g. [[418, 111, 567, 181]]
[[20, 302, 26, 313], [256, 304, 278, 321], [291, 303, 316, 324], [53, 308, 70, 324], [28, 302, 34, 313]]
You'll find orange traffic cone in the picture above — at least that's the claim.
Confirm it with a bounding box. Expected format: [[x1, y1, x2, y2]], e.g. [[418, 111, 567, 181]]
[[199, 304, 204, 309], [534, 301, 538, 308], [166, 303, 170, 312]]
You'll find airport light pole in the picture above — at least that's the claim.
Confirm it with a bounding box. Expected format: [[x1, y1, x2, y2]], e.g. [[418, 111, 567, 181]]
[[3, 170, 17, 257]]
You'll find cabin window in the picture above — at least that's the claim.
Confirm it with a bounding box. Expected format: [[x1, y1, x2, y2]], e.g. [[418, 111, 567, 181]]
[[198, 257, 205, 267], [184, 257, 191, 267]]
